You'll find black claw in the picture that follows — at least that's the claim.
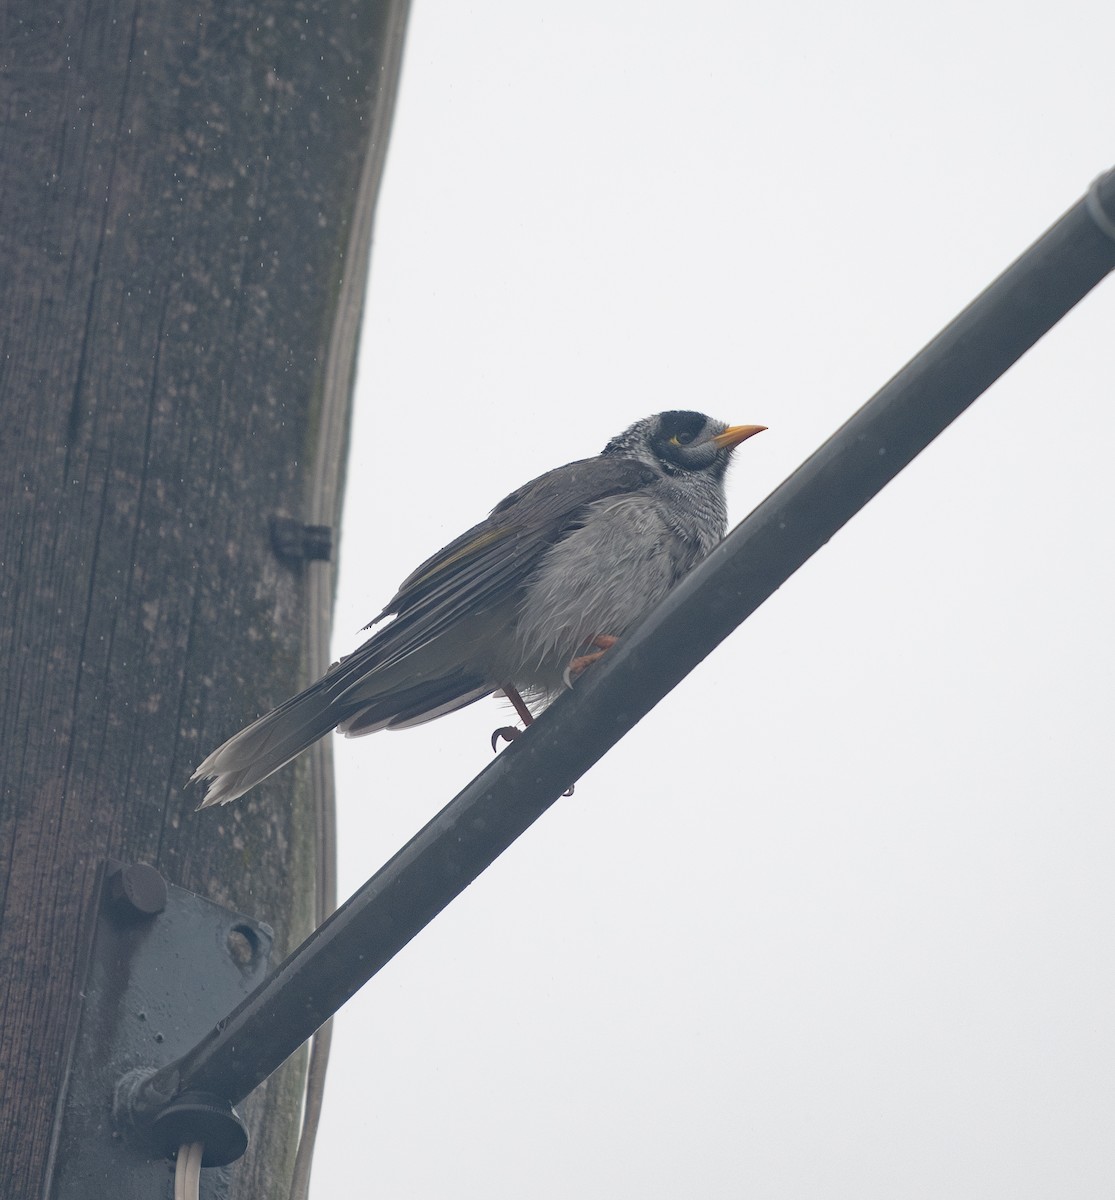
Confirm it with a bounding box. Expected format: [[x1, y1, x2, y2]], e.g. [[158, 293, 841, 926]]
[[491, 725, 520, 752]]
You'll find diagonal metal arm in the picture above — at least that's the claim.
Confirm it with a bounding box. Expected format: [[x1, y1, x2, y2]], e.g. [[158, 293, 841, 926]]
[[127, 166, 1115, 1122]]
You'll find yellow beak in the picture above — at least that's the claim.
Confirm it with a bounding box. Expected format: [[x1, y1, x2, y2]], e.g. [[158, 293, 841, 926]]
[[712, 424, 767, 450]]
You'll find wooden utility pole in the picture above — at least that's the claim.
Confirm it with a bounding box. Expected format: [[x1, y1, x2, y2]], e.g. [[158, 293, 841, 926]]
[[0, 1, 409, 1194]]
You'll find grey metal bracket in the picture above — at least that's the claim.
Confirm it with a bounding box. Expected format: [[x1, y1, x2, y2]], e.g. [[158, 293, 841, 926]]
[[44, 861, 274, 1200]]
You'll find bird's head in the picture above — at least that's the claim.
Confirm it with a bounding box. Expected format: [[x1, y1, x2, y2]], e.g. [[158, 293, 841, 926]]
[[602, 410, 766, 481]]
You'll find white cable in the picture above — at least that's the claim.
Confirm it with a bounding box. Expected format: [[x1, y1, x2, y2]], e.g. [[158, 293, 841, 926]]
[[287, 7, 412, 1199], [174, 1141, 204, 1200]]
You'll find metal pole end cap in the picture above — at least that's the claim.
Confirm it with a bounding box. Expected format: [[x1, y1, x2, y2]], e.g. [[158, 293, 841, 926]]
[[149, 1091, 249, 1167]]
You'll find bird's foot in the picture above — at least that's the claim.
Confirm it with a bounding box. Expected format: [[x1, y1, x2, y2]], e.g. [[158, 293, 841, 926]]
[[563, 634, 619, 687], [491, 725, 520, 751], [491, 683, 535, 751], [490, 684, 575, 795]]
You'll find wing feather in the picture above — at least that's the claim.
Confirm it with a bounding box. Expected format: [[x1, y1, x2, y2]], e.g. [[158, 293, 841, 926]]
[[325, 456, 658, 692]]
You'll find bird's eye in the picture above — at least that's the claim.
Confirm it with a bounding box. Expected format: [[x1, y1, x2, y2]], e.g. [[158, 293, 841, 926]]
[[669, 432, 695, 446]]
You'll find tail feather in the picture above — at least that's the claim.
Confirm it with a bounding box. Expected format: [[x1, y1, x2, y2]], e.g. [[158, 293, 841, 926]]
[[191, 681, 346, 808], [191, 670, 494, 806], [190, 547, 533, 805], [338, 678, 491, 736]]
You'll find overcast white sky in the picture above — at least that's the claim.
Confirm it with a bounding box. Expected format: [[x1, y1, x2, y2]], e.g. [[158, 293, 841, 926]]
[[310, 3, 1115, 1197]]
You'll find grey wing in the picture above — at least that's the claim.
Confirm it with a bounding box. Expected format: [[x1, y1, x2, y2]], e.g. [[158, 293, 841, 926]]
[[322, 455, 659, 699]]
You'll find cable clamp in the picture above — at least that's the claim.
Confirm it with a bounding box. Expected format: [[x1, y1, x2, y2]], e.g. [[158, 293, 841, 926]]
[[271, 515, 333, 562]]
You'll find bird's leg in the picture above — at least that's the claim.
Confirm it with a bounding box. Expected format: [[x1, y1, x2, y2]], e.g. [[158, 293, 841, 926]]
[[490, 684, 535, 750], [490, 683, 576, 798], [564, 634, 619, 686]]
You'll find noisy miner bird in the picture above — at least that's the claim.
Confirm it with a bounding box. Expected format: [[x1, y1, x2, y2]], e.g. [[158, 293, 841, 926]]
[[192, 411, 765, 806]]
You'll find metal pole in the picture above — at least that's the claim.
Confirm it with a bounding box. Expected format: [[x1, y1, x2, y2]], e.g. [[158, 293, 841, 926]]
[[129, 167, 1115, 1119]]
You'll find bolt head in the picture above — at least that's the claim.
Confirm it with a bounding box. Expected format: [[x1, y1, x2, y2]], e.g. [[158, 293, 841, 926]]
[[107, 864, 168, 921]]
